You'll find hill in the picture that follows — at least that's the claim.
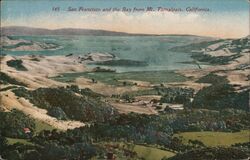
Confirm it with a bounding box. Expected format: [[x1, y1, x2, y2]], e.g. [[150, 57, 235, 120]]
[[2, 26, 212, 37], [2, 26, 149, 36]]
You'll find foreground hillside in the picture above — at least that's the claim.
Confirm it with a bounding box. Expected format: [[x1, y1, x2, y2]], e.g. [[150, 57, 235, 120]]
[[0, 36, 249, 160]]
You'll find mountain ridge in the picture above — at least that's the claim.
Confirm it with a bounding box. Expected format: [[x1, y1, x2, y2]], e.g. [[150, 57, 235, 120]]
[[1, 26, 212, 37]]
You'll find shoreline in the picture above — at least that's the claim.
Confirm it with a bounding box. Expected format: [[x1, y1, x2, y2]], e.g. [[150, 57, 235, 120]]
[[1, 35, 249, 130]]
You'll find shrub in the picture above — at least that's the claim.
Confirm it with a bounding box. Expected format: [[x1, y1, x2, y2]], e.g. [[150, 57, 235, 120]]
[[165, 147, 250, 160], [0, 109, 35, 139], [6, 59, 28, 71], [47, 107, 68, 120]]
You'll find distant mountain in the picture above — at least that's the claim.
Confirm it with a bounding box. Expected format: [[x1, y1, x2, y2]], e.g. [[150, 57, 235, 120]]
[[1, 26, 210, 37], [1, 26, 152, 36]]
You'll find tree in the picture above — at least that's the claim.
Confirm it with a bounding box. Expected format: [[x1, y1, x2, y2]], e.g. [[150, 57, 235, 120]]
[[0, 109, 35, 139], [0, 134, 7, 153]]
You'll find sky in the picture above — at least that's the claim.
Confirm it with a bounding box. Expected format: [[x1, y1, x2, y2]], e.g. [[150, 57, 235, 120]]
[[1, 0, 249, 38]]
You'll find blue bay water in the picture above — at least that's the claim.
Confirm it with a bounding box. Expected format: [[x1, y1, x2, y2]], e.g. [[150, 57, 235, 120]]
[[3, 35, 210, 72]]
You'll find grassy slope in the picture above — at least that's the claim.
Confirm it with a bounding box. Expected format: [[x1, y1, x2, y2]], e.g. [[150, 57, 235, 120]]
[[133, 145, 175, 160], [34, 119, 55, 133], [98, 142, 175, 160], [6, 137, 33, 145], [175, 130, 250, 147], [6, 120, 55, 145], [52, 70, 189, 85]]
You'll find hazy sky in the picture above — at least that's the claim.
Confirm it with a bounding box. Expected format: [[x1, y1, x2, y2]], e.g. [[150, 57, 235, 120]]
[[1, 0, 249, 38]]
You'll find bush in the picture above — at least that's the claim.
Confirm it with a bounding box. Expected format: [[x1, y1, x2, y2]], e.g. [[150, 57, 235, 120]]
[[47, 107, 68, 120], [165, 147, 250, 160], [6, 59, 28, 71], [0, 134, 8, 153], [196, 73, 229, 85], [0, 72, 27, 86], [0, 109, 35, 139], [160, 87, 194, 104], [192, 83, 249, 111]]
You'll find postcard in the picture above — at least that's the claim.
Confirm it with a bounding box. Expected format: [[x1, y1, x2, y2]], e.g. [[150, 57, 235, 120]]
[[0, 0, 249, 160]]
